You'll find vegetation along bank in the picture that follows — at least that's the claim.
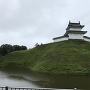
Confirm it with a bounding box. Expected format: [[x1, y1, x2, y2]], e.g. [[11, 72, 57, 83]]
[[0, 40, 90, 75]]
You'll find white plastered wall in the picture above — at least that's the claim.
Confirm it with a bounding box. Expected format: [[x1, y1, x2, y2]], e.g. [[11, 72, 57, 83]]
[[84, 38, 90, 42], [53, 37, 68, 42], [69, 28, 81, 31], [68, 33, 84, 40]]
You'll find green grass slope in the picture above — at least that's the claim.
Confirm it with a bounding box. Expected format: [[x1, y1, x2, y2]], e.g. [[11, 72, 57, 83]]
[[0, 40, 90, 75]]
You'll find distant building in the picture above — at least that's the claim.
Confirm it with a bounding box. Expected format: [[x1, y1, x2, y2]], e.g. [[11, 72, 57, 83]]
[[53, 21, 90, 42]]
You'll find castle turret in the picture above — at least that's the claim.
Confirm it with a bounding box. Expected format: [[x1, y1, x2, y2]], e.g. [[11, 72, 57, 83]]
[[53, 21, 90, 42], [64, 21, 87, 40]]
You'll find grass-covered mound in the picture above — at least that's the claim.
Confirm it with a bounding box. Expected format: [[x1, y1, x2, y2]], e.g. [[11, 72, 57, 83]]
[[0, 40, 90, 75]]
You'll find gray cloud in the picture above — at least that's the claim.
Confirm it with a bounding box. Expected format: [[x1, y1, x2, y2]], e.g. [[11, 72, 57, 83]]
[[0, 0, 90, 48]]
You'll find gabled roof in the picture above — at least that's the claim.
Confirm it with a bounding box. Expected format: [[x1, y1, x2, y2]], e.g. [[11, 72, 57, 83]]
[[53, 35, 68, 40], [65, 30, 87, 35], [66, 21, 84, 30], [83, 36, 90, 39]]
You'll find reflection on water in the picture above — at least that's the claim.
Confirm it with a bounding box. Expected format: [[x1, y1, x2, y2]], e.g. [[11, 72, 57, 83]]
[[0, 68, 39, 88], [0, 68, 90, 89]]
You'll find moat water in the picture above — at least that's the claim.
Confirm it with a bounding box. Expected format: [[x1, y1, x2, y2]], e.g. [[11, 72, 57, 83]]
[[0, 68, 90, 89]]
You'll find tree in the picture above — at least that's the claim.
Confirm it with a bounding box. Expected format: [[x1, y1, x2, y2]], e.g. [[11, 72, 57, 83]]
[[0, 44, 13, 56], [13, 45, 21, 51], [21, 45, 27, 50], [12, 45, 27, 51], [0, 44, 27, 56]]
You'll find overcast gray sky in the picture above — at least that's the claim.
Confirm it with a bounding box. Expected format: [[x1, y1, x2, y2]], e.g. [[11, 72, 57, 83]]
[[0, 0, 90, 48]]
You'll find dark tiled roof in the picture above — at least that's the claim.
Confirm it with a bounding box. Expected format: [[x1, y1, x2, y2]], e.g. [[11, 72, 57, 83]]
[[69, 21, 80, 26], [83, 36, 90, 39], [66, 21, 84, 30], [53, 35, 68, 40], [67, 30, 87, 34], [64, 30, 87, 36]]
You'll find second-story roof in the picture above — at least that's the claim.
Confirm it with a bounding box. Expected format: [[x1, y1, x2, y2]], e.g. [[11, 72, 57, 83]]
[[66, 21, 84, 30]]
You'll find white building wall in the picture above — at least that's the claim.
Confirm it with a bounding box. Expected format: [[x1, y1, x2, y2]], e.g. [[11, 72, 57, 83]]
[[69, 28, 81, 31], [84, 38, 90, 42], [53, 37, 68, 42], [68, 33, 84, 39], [53, 35, 90, 42]]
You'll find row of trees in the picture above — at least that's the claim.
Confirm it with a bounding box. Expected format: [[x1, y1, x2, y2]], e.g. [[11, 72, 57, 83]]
[[0, 44, 27, 56]]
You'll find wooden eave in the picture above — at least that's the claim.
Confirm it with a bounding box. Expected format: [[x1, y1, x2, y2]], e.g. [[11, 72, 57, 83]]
[[53, 35, 68, 40], [83, 36, 90, 39], [66, 25, 84, 30], [67, 30, 87, 34]]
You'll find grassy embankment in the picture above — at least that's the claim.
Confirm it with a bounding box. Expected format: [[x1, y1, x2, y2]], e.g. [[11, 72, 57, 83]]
[[0, 40, 90, 75]]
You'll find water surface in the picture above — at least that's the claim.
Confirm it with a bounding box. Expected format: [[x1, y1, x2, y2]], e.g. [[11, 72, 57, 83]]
[[0, 68, 90, 89]]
